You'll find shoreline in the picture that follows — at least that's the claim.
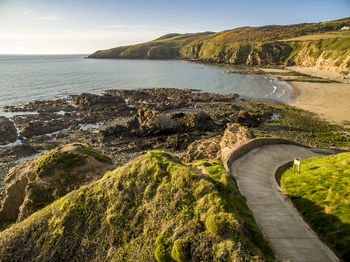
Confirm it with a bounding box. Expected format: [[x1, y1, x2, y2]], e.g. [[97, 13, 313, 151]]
[[290, 81, 350, 126], [253, 67, 350, 127]]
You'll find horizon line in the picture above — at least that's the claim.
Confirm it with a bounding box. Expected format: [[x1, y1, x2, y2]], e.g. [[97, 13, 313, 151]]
[[0, 53, 90, 56]]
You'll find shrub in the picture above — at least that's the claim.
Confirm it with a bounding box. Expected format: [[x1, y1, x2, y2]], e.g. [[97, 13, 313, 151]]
[[155, 235, 173, 262], [171, 239, 191, 262], [205, 212, 239, 238]]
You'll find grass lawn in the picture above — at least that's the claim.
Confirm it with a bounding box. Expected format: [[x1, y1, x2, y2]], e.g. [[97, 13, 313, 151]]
[[281, 152, 350, 261]]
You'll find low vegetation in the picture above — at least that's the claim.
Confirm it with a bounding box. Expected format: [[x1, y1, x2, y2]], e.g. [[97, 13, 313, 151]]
[[250, 101, 350, 148], [0, 151, 274, 261], [281, 153, 350, 261]]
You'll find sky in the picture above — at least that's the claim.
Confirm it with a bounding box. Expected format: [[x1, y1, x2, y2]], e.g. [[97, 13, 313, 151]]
[[0, 0, 349, 54]]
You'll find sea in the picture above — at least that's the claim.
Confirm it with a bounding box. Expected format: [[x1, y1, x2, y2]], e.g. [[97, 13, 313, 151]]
[[0, 55, 295, 116]]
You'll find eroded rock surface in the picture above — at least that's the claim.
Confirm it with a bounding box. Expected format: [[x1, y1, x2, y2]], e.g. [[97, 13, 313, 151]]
[[219, 123, 254, 160], [183, 123, 254, 162], [0, 143, 113, 228]]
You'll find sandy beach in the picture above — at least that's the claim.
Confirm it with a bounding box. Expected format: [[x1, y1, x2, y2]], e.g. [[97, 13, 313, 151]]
[[258, 67, 350, 126], [290, 81, 350, 126]]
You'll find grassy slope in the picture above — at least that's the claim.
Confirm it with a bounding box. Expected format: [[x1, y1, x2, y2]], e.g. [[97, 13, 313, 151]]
[[0, 151, 274, 261], [89, 17, 350, 67], [89, 32, 214, 59], [281, 153, 350, 261]]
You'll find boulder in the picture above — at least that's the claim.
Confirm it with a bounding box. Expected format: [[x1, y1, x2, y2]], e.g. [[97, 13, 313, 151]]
[[0, 143, 113, 227], [0, 117, 18, 145], [182, 135, 222, 162], [137, 109, 180, 136], [183, 123, 254, 162], [219, 123, 254, 161], [20, 119, 67, 138], [180, 111, 220, 131]]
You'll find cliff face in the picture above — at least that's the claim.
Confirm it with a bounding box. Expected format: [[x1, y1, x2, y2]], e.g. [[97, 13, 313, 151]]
[[89, 17, 350, 76], [285, 38, 350, 75], [180, 41, 294, 66], [180, 38, 350, 75]]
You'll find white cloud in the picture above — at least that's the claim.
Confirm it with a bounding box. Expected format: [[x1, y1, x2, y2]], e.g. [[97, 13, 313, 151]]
[[39, 15, 62, 21], [21, 9, 62, 21], [23, 10, 37, 15]]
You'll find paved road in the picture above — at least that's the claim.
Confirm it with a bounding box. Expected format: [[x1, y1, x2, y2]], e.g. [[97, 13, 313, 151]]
[[230, 144, 339, 262]]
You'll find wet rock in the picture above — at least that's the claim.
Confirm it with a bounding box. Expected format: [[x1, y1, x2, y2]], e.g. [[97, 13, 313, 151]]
[[0, 143, 113, 227], [3, 98, 75, 113], [106, 88, 238, 111], [20, 119, 68, 138], [0, 117, 18, 145], [69, 93, 126, 110]]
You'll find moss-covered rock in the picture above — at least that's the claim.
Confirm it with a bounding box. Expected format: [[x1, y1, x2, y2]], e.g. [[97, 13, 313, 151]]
[[0, 143, 113, 228], [171, 239, 191, 262], [36, 142, 112, 177], [0, 151, 274, 261]]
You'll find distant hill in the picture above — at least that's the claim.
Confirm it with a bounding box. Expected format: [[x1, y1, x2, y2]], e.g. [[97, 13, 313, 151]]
[[89, 17, 350, 75]]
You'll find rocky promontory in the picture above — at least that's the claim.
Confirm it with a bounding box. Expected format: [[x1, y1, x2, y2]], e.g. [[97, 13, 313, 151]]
[[89, 17, 350, 78]]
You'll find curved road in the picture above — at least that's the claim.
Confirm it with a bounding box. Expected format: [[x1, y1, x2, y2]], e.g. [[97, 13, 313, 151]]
[[230, 144, 339, 262]]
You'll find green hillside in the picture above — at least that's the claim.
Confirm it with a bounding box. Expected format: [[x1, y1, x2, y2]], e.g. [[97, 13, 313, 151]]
[[89, 32, 214, 59], [89, 17, 350, 73], [0, 151, 274, 261]]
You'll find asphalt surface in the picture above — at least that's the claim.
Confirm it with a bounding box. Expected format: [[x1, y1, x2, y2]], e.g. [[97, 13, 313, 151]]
[[230, 144, 339, 262]]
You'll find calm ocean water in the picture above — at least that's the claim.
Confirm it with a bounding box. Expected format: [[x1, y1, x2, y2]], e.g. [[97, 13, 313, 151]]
[[0, 55, 295, 116]]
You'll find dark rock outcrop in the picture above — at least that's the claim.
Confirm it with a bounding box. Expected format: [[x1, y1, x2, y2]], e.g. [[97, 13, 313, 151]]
[[20, 119, 68, 138], [69, 93, 126, 110], [0, 117, 18, 145]]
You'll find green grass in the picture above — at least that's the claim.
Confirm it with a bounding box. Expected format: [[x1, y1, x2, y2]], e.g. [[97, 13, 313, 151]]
[[281, 153, 350, 261], [0, 151, 274, 261]]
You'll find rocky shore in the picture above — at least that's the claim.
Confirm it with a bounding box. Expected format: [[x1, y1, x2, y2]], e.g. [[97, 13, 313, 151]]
[[1, 87, 349, 198], [0, 88, 270, 193]]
